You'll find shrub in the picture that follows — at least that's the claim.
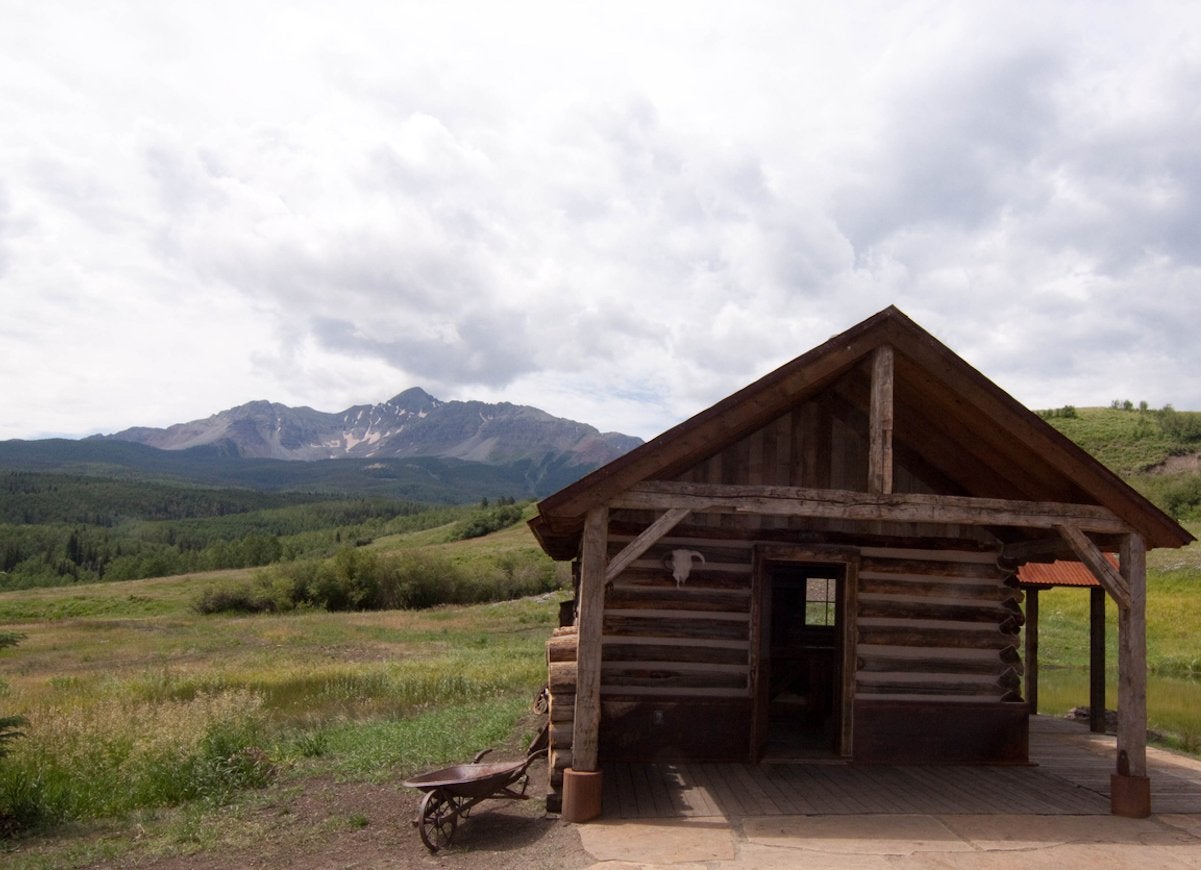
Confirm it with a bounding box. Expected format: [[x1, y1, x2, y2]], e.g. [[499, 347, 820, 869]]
[[373, 550, 462, 610], [193, 542, 564, 615], [1157, 406, 1201, 442], [447, 504, 525, 541], [1134, 473, 1201, 521], [1037, 405, 1078, 420], [194, 583, 284, 615]]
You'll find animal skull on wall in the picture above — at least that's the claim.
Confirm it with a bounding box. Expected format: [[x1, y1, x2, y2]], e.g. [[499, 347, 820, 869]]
[[665, 549, 705, 587]]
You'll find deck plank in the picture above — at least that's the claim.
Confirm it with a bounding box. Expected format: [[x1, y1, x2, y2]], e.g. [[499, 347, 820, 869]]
[[601, 716, 1201, 819]]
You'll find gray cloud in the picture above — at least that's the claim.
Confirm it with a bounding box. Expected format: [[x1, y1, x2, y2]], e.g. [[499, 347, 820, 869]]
[[834, 45, 1063, 252], [2, 2, 1201, 441]]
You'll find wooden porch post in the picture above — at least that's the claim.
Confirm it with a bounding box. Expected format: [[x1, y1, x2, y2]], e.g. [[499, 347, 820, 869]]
[[1089, 587, 1107, 734], [563, 505, 608, 822], [1025, 586, 1039, 714], [1112, 532, 1150, 817]]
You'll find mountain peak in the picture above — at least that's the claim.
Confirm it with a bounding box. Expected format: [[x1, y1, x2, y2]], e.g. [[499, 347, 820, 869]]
[[387, 387, 440, 413]]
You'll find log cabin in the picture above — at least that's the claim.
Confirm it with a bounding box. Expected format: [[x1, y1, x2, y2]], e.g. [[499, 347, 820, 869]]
[[529, 305, 1194, 821]]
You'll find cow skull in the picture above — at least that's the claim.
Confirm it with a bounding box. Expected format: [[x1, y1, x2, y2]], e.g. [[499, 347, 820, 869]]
[[665, 549, 705, 587]]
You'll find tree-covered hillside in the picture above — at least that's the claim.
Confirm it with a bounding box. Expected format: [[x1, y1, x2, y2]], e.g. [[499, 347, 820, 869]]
[[0, 472, 475, 590]]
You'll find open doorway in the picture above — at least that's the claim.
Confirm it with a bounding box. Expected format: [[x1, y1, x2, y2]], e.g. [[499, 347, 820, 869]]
[[761, 564, 844, 759]]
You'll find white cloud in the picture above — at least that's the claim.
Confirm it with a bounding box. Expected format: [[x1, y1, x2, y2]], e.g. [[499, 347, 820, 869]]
[[2, 1, 1200, 442]]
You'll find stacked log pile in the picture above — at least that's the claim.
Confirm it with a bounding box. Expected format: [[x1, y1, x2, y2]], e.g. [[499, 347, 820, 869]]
[[546, 625, 578, 790]]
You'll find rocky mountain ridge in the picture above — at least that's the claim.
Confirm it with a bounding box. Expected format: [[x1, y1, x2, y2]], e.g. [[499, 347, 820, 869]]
[[94, 387, 642, 468]]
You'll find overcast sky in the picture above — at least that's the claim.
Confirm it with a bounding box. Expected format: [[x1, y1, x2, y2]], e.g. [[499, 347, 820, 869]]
[[2, 1, 1199, 442]]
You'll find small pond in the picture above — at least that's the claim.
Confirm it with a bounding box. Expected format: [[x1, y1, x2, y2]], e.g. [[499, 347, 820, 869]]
[[1038, 667, 1201, 751]]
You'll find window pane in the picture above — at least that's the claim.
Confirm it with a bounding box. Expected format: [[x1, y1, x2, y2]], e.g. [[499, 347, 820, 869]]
[[804, 576, 836, 626]]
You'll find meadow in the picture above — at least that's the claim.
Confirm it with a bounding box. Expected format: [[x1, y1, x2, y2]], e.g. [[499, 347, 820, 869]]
[[0, 511, 568, 867], [0, 501, 1198, 866]]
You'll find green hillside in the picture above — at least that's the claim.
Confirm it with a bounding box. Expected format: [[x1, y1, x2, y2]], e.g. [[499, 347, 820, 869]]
[[1039, 404, 1201, 521]]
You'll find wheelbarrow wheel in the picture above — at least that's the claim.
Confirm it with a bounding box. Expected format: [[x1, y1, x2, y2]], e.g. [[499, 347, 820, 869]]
[[418, 789, 459, 853]]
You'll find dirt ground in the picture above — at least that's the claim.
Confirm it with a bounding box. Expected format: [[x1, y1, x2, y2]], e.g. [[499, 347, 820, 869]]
[[4, 708, 590, 870], [130, 767, 592, 870]]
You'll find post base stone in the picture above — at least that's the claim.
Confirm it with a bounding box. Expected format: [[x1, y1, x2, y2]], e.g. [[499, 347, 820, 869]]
[[1110, 773, 1151, 818], [562, 768, 603, 822]]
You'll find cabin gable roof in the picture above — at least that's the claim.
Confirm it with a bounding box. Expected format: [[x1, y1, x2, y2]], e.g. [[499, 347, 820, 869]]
[[531, 306, 1193, 559]]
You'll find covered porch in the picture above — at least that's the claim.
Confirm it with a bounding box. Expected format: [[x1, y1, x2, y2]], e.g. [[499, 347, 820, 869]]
[[602, 715, 1201, 819]]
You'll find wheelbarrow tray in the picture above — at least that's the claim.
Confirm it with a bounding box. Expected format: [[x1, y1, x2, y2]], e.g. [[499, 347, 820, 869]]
[[403, 759, 530, 798]]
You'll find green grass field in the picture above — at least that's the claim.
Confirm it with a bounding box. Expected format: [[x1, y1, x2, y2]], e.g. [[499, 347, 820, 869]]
[[0, 499, 1198, 865], [0, 513, 566, 866]]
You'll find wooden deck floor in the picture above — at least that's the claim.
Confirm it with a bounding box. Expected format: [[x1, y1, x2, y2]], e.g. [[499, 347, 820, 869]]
[[602, 715, 1201, 819]]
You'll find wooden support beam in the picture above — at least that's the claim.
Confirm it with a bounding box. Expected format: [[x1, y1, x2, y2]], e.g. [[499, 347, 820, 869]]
[[1090, 587, 1107, 734], [1056, 524, 1131, 610], [572, 506, 608, 773], [1116, 533, 1148, 778], [869, 345, 895, 495], [1025, 587, 1039, 714], [1001, 537, 1067, 565], [604, 508, 690, 584], [613, 481, 1131, 534]]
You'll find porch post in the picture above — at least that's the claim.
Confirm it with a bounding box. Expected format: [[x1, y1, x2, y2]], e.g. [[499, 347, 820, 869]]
[[1025, 586, 1039, 714], [1112, 532, 1149, 817], [1089, 587, 1106, 734], [564, 505, 608, 822]]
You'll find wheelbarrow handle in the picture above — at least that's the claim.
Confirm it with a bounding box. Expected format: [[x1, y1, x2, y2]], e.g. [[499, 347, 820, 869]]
[[471, 748, 494, 763]]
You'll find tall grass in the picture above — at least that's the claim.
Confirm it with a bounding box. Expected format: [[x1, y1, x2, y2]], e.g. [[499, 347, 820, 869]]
[[0, 567, 562, 842], [0, 689, 272, 834]]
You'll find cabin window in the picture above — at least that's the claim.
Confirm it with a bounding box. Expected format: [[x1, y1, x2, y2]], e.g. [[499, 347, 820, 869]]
[[804, 576, 837, 627]]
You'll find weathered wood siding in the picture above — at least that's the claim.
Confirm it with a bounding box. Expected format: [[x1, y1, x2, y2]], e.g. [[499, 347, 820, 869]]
[[663, 370, 947, 536]]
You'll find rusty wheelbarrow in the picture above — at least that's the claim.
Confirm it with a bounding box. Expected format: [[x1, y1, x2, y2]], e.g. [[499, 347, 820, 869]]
[[403, 723, 549, 853]]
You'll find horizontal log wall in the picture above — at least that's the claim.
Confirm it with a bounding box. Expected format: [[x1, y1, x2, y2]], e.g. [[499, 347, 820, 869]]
[[854, 545, 1023, 703], [599, 531, 755, 698], [545, 529, 1025, 787]]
